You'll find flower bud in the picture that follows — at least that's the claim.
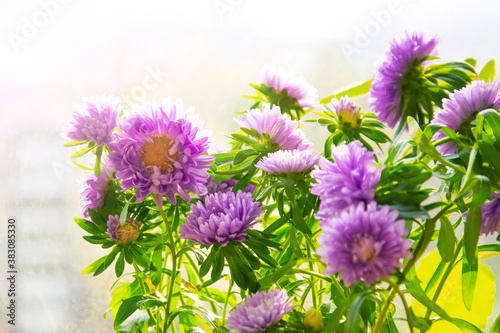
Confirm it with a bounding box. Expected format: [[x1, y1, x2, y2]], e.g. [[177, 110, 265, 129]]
[[107, 214, 141, 244], [304, 308, 324, 333]]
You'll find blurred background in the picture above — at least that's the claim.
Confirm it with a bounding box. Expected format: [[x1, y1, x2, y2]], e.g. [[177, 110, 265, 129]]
[[1, 0, 499, 332]]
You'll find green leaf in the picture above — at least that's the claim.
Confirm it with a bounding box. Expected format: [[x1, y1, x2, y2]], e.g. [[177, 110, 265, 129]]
[[479, 59, 495, 82], [114, 295, 164, 330], [464, 205, 481, 265], [120, 201, 130, 226], [115, 251, 125, 277], [81, 255, 107, 274], [345, 293, 369, 333], [64, 140, 89, 147], [74, 218, 103, 235], [129, 245, 150, 269], [71, 146, 93, 158], [95, 246, 120, 276], [462, 247, 478, 311], [464, 58, 477, 68], [211, 247, 225, 282], [233, 149, 257, 165], [72, 160, 93, 171], [199, 246, 216, 278], [94, 146, 103, 177], [320, 79, 372, 104], [231, 133, 257, 147], [437, 217, 456, 262]]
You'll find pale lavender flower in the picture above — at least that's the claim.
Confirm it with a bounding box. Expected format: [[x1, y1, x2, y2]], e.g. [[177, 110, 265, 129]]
[[255, 149, 320, 176], [431, 80, 500, 154], [109, 99, 214, 207], [234, 103, 312, 151], [205, 177, 256, 195], [226, 289, 293, 333], [317, 202, 412, 287], [327, 96, 360, 130], [80, 158, 114, 218], [260, 64, 319, 109], [107, 214, 141, 244], [311, 141, 383, 220], [369, 31, 440, 128], [179, 191, 262, 247], [64, 95, 121, 145]]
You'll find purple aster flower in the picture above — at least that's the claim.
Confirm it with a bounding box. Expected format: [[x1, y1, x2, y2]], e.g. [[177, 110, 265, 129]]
[[107, 214, 141, 244], [326, 96, 360, 130], [205, 177, 256, 195], [109, 99, 214, 207], [179, 191, 262, 247], [226, 289, 293, 333], [311, 140, 383, 220], [80, 158, 114, 218], [234, 103, 312, 151], [463, 193, 500, 236], [369, 31, 440, 128], [317, 202, 412, 287], [64, 95, 121, 146], [260, 64, 319, 109], [431, 80, 500, 154], [255, 149, 320, 176]]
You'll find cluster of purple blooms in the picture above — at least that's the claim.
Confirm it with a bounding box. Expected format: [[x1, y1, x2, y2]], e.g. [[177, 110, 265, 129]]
[[64, 31, 500, 331]]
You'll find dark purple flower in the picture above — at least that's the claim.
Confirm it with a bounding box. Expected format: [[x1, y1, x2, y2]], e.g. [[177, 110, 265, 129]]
[[255, 149, 319, 176], [326, 96, 360, 130], [64, 95, 121, 145], [80, 158, 114, 218], [317, 202, 412, 287], [311, 141, 383, 220], [234, 103, 312, 151], [179, 191, 262, 247], [369, 31, 440, 128], [107, 214, 141, 244], [226, 289, 293, 333], [260, 64, 319, 109], [431, 80, 500, 154], [109, 99, 214, 207]]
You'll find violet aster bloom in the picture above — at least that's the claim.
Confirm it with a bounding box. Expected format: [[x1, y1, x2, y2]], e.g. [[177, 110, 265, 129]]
[[311, 140, 383, 220], [234, 103, 312, 151], [369, 31, 440, 128], [107, 214, 141, 244], [317, 203, 412, 287], [260, 64, 319, 109], [80, 158, 114, 218], [431, 80, 500, 154], [463, 193, 500, 236], [226, 289, 293, 333], [327, 96, 360, 130], [179, 191, 262, 247], [255, 149, 320, 176], [64, 95, 121, 146], [109, 99, 214, 207]]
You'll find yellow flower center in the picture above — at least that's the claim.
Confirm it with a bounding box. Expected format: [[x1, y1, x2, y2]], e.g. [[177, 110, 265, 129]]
[[141, 135, 180, 173], [338, 109, 360, 130]]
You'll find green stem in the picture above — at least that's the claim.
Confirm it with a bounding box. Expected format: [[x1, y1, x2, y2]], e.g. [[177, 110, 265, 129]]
[[156, 201, 178, 333], [133, 263, 156, 331], [373, 288, 398, 333], [387, 280, 414, 333], [222, 279, 234, 326]]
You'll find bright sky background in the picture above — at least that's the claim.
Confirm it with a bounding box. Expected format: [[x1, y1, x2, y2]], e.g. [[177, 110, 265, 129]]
[[1, 0, 499, 332]]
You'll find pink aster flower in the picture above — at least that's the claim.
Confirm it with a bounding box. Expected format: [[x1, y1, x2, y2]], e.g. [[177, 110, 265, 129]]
[[260, 64, 319, 109], [64, 95, 121, 146], [255, 149, 319, 176], [179, 191, 262, 247], [227, 289, 293, 333], [431, 80, 500, 154], [80, 158, 114, 218], [317, 202, 412, 287], [109, 99, 214, 207], [234, 103, 312, 151]]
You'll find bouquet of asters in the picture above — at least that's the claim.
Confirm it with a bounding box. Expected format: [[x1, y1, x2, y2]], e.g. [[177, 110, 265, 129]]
[[63, 30, 500, 333]]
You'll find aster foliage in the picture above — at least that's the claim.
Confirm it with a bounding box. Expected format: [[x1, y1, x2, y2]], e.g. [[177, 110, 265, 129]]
[[64, 31, 500, 333]]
